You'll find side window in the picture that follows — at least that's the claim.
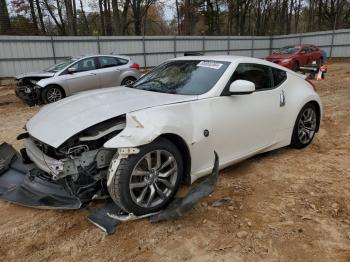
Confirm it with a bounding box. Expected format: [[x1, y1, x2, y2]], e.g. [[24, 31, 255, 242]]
[[302, 47, 309, 53], [117, 58, 129, 65], [231, 63, 273, 91], [71, 58, 97, 72], [99, 56, 119, 68], [272, 68, 287, 87]]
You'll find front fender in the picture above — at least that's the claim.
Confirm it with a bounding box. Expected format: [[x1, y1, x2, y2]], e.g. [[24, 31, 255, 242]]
[[103, 108, 191, 149], [103, 100, 215, 179], [36, 77, 55, 88]]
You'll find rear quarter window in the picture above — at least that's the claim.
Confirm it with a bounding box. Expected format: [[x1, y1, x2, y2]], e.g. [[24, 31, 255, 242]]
[[272, 68, 287, 87], [117, 58, 129, 65]]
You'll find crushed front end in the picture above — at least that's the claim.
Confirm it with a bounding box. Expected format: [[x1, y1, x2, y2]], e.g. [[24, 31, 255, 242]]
[[15, 78, 43, 106], [0, 116, 126, 209]]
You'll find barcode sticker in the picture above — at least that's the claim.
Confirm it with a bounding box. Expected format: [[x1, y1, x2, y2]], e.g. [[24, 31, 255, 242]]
[[197, 61, 223, 70]]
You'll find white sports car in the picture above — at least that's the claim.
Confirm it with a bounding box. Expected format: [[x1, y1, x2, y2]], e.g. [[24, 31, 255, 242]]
[[0, 56, 322, 215]]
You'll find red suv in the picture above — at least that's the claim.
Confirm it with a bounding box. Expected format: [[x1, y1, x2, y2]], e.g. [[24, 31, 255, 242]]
[[265, 44, 323, 71]]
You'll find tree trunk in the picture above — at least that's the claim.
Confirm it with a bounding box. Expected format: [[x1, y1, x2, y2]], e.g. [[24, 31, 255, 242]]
[[35, 0, 46, 34], [28, 0, 39, 33], [105, 0, 113, 35], [0, 0, 11, 34], [43, 0, 65, 34], [183, 0, 192, 35], [80, 0, 90, 34], [72, 0, 77, 34], [175, 0, 180, 35], [99, 0, 106, 35], [112, 0, 121, 34], [64, 0, 75, 35]]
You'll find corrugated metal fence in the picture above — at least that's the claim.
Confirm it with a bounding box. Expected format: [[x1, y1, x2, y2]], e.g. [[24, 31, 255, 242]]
[[0, 28, 349, 77]]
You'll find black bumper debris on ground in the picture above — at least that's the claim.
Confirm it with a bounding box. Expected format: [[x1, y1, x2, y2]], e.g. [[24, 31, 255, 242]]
[[88, 152, 219, 235], [0, 143, 82, 209]]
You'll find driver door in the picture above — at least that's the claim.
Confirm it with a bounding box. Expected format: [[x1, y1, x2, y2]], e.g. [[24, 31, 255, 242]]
[[211, 63, 285, 165], [64, 57, 100, 94]]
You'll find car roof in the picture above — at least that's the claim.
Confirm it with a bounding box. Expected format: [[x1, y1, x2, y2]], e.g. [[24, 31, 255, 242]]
[[72, 54, 131, 60], [170, 55, 305, 79], [171, 55, 278, 66]]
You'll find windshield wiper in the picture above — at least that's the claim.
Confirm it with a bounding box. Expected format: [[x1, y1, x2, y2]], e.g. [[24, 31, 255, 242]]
[[133, 78, 166, 88]]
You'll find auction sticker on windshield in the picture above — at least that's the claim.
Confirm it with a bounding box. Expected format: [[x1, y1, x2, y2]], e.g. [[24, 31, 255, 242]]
[[197, 61, 223, 70]]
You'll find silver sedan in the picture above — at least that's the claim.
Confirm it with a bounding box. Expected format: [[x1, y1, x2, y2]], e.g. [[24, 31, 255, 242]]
[[15, 54, 141, 105]]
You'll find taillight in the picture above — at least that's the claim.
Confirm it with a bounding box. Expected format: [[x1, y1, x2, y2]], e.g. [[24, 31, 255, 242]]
[[306, 79, 317, 91], [130, 63, 140, 70]]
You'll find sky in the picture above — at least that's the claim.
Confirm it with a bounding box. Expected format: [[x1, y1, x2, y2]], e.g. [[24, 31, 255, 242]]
[[162, 0, 176, 22]]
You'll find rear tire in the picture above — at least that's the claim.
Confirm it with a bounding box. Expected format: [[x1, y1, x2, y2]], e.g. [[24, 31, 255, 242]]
[[290, 103, 318, 149], [42, 85, 65, 104], [121, 77, 136, 86], [107, 138, 183, 215]]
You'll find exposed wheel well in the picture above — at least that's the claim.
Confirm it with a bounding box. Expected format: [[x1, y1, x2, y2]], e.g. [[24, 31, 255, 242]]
[[159, 133, 191, 185], [307, 101, 321, 132]]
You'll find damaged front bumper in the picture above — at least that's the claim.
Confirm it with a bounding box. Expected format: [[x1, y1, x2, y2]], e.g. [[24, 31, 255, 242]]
[[15, 85, 42, 106], [0, 143, 82, 209]]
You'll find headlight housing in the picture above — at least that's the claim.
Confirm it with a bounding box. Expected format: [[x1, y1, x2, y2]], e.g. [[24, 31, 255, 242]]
[[29, 79, 38, 85]]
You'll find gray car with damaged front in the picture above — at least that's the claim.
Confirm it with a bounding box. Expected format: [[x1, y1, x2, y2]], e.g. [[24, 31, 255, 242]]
[[15, 54, 140, 106]]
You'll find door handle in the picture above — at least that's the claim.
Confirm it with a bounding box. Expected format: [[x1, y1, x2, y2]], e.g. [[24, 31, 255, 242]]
[[280, 90, 286, 107]]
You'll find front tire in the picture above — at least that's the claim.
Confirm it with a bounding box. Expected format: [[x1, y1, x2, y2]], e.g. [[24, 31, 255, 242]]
[[42, 85, 65, 104], [290, 103, 318, 149], [107, 138, 183, 215]]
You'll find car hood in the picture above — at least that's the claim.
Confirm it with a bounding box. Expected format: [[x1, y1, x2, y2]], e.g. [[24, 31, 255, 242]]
[[15, 71, 55, 80], [26, 87, 197, 148], [266, 54, 294, 60]]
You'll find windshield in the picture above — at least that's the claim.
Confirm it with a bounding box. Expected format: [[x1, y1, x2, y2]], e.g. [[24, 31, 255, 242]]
[[130, 60, 230, 95], [274, 46, 300, 54], [45, 58, 77, 73]]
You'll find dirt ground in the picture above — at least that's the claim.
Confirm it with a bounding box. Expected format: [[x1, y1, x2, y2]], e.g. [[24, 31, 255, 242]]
[[0, 61, 349, 262]]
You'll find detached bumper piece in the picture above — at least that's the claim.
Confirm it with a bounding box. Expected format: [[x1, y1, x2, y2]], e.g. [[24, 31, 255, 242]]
[[87, 200, 123, 235], [0, 143, 81, 209], [88, 152, 219, 235]]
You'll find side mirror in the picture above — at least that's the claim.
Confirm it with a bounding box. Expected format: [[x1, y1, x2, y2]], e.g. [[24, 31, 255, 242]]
[[68, 67, 77, 74], [229, 80, 255, 95]]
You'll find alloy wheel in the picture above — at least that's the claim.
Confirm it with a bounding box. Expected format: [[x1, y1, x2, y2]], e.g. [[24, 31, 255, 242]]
[[129, 150, 178, 208], [124, 79, 135, 86], [47, 87, 63, 103], [297, 107, 317, 144]]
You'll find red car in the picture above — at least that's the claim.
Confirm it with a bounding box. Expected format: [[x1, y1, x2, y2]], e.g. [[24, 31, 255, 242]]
[[265, 44, 323, 71]]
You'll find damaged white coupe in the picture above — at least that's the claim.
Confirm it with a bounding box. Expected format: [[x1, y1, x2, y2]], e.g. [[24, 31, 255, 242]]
[[0, 56, 322, 216]]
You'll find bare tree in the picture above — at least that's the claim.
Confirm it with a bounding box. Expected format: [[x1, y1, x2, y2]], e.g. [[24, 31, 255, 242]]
[[79, 0, 90, 34], [0, 0, 11, 34], [28, 0, 39, 33], [64, 0, 75, 35], [130, 0, 156, 35], [43, 0, 65, 34], [35, 0, 46, 34], [104, 0, 113, 35], [99, 0, 106, 35], [112, 0, 131, 35]]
